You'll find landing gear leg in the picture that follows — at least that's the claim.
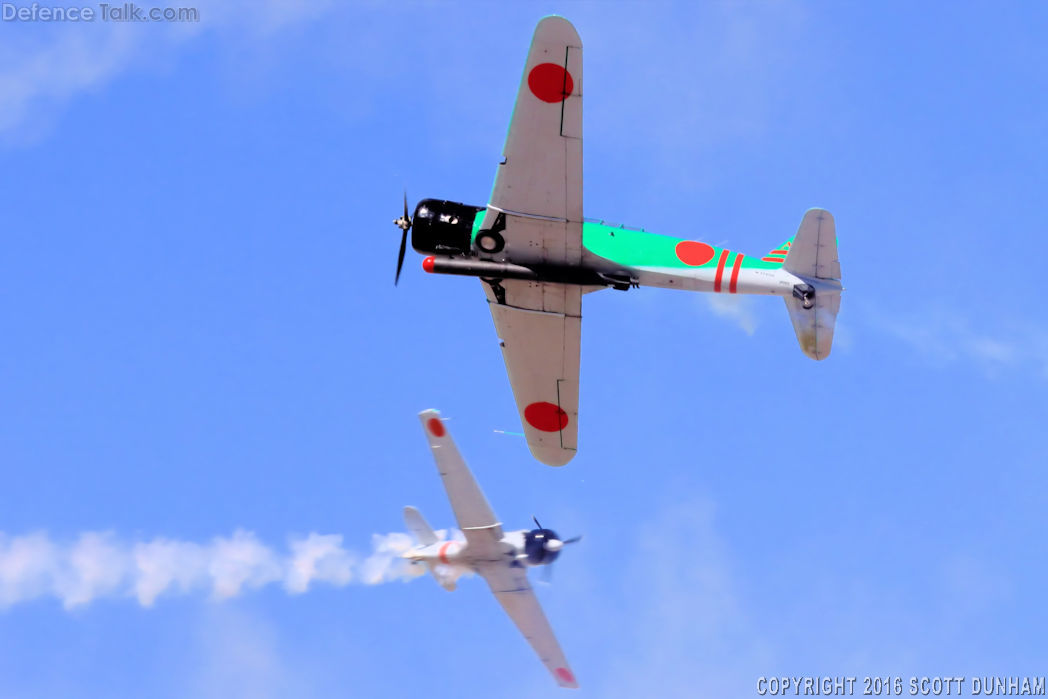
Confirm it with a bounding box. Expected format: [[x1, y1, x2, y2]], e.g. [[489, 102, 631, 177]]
[[483, 277, 507, 305]]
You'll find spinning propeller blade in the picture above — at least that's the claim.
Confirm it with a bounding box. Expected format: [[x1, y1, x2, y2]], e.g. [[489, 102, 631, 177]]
[[531, 514, 581, 564], [392, 192, 411, 285]]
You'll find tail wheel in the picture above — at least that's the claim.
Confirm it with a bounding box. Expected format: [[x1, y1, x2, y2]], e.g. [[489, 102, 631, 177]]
[[792, 283, 816, 309], [475, 230, 505, 254]]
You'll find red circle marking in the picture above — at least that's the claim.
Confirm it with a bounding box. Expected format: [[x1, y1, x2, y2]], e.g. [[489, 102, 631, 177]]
[[524, 402, 569, 432], [438, 541, 453, 565], [427, 417, 445, 437], [422, 256, 436, 273], [675, 240, 716, 266], [528, 63, 574, 103], [555, 668, 576, 684]]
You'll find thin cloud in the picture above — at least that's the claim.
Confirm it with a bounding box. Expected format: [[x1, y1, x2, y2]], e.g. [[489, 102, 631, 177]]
[[597, 499, 770, 698], [868, 305, 1048, 378], [704, 294, 760, 336], [0, 0, 335, 143]]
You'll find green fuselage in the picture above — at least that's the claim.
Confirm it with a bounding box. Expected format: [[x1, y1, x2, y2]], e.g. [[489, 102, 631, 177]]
[[466, 210, 797, 297]]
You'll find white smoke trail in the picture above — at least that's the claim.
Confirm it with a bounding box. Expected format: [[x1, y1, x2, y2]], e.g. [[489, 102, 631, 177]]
[[0, 530, 429, 610]]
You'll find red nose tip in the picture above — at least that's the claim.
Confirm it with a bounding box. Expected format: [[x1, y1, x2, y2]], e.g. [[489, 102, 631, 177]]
[[422, 256, 435, 273]]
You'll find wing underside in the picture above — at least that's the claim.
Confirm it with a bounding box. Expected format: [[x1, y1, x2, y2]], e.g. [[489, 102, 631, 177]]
[[486, 15, 582, 226], [479, 562, 578, 689], [484, 280, 581, 466], [417, 410, 503, 556], [474, 17, 586, 466], [477, 16, 583, 268]]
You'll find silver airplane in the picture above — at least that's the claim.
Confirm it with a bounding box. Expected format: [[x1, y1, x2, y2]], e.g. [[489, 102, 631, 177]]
[[402, 409, 581, 689]]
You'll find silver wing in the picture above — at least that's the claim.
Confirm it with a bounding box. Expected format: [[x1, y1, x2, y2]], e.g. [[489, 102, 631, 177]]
[[418, 410, 503, 558], [475, 17, 586, 467], [486, 15, 582, 227], [484, 281, 580, 466], [478, 561, 579, 689]]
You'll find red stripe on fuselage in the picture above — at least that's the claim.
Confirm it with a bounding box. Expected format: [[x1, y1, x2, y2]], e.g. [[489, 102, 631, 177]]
[[729, 253, 743, 293], [439, 542, 453, 565], [713, 250, 729, 292]]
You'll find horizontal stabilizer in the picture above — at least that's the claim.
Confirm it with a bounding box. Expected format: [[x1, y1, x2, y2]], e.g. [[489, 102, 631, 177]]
[[784, 208, 840, 280], [782, 208, 842, 360], [784, 292, 841, 361], [403, 506, 438, 546]]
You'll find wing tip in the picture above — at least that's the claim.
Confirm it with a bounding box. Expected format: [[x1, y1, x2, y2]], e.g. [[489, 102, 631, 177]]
[[554, 666, 580, 688], [530, 444, 576, 467], [419, 410, 449, 439], [534, 15, 581, 45]]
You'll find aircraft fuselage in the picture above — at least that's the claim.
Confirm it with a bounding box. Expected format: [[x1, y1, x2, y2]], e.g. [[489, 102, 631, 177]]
[[405, 528, 557, 573], [411, 199, 841, 302]]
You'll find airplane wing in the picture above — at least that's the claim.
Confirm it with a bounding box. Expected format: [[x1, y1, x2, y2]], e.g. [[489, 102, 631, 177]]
[[478, 15, 583, 266], [418, 410, 503, 557], [478, 561, 578, 689], [475, 17, 585, 466], [484, 280, 580, 467]]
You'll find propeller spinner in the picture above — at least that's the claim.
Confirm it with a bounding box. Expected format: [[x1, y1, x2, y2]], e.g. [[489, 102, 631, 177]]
[[526, 515, 582, 568], [392, 192, 412, 285]]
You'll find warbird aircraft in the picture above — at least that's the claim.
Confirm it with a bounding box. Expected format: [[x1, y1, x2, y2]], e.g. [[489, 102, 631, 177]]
[[402, 409, 581, 689], [392, 16, 843, 466]]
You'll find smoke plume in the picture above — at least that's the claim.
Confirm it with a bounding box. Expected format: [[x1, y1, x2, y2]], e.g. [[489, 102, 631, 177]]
[[0, 529, 428, 610]]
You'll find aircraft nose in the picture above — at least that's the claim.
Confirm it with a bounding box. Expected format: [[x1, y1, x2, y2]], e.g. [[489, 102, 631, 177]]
[[545, 539, 564, 553]]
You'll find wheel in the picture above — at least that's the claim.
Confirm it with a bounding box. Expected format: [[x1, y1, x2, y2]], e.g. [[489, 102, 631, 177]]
[[475, 230, 505, 254]]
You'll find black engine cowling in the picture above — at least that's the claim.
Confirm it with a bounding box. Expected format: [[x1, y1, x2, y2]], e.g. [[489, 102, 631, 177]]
[[411, 198, 484, 256], [524, 528, 561, 566]]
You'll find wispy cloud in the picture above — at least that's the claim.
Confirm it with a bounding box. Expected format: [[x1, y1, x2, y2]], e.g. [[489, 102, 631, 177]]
[[190, 607, 297, 699], [594, 497, 1025, 696], [585, 2, 809, 199], [868, 305, 1048, 378], [0, 0, 335, 142], [0, 529, 427, 610], [704, 294, 761, 336], [598, 499, 770, 698]]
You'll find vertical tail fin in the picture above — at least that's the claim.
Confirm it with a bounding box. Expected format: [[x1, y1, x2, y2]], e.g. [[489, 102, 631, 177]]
[[783, 209, 842, 361]]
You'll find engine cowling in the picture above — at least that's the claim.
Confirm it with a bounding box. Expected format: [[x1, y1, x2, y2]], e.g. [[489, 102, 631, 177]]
[[411, 198, 484, 256], [523, 528, 562, 566]]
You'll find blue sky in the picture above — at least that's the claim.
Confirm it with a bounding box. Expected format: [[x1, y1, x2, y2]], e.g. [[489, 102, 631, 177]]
[[1, 1, 1046, 696]]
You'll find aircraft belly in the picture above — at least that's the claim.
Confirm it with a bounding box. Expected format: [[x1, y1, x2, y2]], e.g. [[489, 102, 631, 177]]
[[632, 266, 792, 296], [496, 215, 583, 267], [417, 540, 466, 566]]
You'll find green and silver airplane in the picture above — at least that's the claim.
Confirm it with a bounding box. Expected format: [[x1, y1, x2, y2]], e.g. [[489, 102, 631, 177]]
[[393, 16, 843, 467]]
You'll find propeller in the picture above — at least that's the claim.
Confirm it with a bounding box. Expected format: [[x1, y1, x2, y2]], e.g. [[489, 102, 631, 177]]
[[529, 515, 582, 580], [539, 533, 583, 585], [392, 191, 412, 285]]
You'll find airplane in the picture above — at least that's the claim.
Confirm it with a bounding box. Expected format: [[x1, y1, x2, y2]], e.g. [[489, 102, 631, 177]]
[[402, 409, 581, 689], [393, 16, 843, 467]]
